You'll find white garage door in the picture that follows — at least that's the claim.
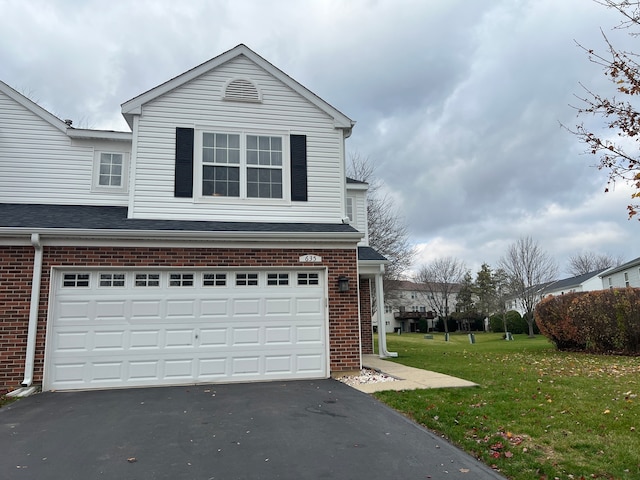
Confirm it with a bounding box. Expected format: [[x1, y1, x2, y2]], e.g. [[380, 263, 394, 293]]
[[45, 269, 327, 391]]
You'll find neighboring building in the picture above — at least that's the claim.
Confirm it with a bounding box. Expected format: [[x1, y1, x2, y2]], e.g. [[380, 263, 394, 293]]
[[383, 280, 459, 333], [600, 256, 640, 289], [0, 44, 390, 392], [541, 268, 610, 297]]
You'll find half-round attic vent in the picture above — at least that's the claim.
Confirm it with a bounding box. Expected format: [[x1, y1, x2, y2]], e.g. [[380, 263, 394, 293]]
[[224, 78, 261, 103]]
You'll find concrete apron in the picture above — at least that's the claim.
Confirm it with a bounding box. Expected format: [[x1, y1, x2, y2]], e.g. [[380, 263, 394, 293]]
[[356, 354, 478, 393]]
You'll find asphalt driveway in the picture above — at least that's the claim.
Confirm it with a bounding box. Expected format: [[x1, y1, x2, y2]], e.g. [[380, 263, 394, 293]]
[[1, 379, 506, 480]]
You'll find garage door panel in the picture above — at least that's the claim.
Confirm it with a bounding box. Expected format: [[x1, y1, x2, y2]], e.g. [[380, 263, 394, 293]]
[[47, 269, 327, 390], [54, 331, 89, 351], [265, 326, 292, 344], [166, 299, 195, 318], [265, 298, 292, 315], [164, 329, 196, 348], [296, 325, 323, 343], [296, 354, 324, 373], [265, 355, 292, 374], [232, 356, 260, 375], [164, 359, 194, 379], [200, 299, 229, 317], [295, 297, 323, 315], [232, 327, 260, 345], [93, 330, 126, 350], [130, 300, 162, 320], [198, 328, 228, 346], [94, 300, 127, 321], [232, 298, 261, 315], [57, 300, 92, 321], [128, 360, 159, 380], [129, 330, 161, 349], [92, 361, 123, 382]]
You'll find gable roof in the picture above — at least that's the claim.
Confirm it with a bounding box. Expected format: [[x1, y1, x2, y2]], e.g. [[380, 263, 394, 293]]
[[542, 268, 608, 293], [121, 44, 355, 133], [599, 256, 640, 277], [0, 80, 69, 133]]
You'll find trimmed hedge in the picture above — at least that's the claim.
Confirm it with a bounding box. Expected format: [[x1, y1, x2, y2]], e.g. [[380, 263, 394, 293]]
[[535, 288, 640, 355], [488, 310, 534, 334]]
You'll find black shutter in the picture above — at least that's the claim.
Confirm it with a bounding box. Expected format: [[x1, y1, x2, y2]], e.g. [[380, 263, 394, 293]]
[[175, 127, 194, 198], [290, 134, 307, 201]]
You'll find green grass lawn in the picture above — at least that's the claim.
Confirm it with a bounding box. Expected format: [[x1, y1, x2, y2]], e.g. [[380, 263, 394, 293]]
[[373, 333, 640, 480]]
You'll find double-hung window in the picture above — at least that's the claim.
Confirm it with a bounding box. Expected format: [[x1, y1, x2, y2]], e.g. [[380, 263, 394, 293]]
[[199, 131, 284, 200]]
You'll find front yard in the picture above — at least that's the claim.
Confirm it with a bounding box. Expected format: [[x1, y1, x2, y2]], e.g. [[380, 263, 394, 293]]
[[374, 332, 640, 480]]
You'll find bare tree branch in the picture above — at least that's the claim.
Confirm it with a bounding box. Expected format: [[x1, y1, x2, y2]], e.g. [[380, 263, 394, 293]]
[[566, 251, 624, 275], [499, 237, 558, 337], [569, 1, 640, 219], [347, 152, 415, 286], [414, 256, 466, 334]]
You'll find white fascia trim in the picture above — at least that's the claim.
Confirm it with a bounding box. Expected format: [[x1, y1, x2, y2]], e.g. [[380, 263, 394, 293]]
[[0, 228, 364, 243], [346, 183, 368, 191], [358, 263, 387, 276], [66, 129, 132, 141]]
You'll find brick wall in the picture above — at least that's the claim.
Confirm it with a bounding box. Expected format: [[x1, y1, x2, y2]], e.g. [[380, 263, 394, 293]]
[[359, 277, 373, 354], [0, 247, 34, 392], [0, 245, 361, 390]]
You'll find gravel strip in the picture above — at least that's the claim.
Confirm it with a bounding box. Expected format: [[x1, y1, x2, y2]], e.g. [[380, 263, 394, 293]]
[[336, 368, 398, 386]]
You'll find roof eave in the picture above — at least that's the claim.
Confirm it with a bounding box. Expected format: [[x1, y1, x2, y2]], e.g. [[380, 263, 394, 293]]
[[0, 227, 364, 243]]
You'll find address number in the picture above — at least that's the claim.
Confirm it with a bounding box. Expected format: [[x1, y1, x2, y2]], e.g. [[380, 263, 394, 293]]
[[299, 255, 322, 263]]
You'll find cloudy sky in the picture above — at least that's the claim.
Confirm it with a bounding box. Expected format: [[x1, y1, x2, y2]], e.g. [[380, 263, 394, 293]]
[[1, 0, 638, 277]]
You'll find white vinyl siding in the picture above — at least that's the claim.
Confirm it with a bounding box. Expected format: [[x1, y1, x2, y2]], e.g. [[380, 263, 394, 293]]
[[346, 187, 368, 245], [0, 89, 130, 206], [129, 56, 345, 223]]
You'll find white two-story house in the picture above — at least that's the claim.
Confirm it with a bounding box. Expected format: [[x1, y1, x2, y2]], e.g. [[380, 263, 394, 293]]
[[0, 44, 390, 392]]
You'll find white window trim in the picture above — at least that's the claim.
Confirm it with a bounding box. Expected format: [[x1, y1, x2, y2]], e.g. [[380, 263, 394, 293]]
[[92, 150, 129, 193], [193, 127, 290, 204]]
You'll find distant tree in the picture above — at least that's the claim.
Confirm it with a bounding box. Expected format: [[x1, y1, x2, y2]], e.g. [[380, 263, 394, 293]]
[[415, 256, 466, 334], [455, 270, 476, 324], [347, 153, 415, 287], [499, 237, 558, 337], [571, 0, 640, 219], [566, 251, 624, 275], [474, 263, 497, 317]]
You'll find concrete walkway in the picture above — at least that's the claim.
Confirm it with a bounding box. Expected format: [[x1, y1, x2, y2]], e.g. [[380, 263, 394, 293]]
[[355, 354, 478, 393]]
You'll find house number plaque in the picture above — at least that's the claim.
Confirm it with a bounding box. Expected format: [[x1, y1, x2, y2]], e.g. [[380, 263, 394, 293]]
[[299, 255, 322, 263]]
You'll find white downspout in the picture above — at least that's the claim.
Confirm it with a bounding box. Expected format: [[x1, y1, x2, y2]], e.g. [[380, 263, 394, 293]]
[[22, 233, 43, 387], [376, 265, 397, 358]]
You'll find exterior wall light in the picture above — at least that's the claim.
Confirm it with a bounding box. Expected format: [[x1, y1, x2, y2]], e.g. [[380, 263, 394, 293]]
[[338, 275, 350, 292]]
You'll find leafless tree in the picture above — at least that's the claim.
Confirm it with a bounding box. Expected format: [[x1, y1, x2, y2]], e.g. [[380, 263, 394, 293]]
[[347, 153, 415, 285], [499, 237, 558, 337], [566, 251, 624, 276], [414, 256, 466, 334]]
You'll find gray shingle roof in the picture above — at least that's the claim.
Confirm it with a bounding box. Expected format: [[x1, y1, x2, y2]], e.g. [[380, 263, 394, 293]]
[[357, 246, 387, 262], [0, 203, 359, 234]]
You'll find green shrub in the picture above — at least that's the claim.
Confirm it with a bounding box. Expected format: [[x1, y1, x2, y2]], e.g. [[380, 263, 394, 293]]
[[489, 310, 523, 333], [535, 288, 640, 354]]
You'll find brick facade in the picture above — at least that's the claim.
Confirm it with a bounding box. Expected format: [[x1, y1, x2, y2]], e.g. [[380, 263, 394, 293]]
[[0, 245, 362, 390], [358, 277, 373, 354]]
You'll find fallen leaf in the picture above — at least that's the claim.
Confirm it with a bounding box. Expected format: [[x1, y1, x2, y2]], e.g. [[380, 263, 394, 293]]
[[459, 468, 470, 473], [127, 457, 137, 463]]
